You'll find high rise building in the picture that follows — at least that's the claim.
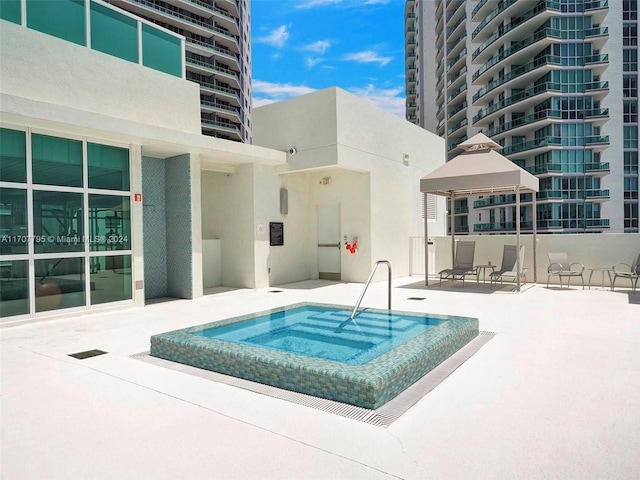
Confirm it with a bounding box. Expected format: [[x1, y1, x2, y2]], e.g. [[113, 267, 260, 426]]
[[406, 0, 639, 234], [107, 0, 252, 142]]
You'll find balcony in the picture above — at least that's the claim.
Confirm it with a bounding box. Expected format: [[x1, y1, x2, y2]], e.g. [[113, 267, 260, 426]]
[[115, 0, 218, 38], [194, 78, 241, 104], [200, 100, 241, 120], [472, 1, 561, 63], [447, 118, 468, 136], [472, 55, 562, 105], [472, 28, 561, 84], [473, 82, 562, 124], [446, 83, 467, 104], [471, 0, 517, 41], [473, 193, 533, 209], [185, 37, 240, 67], [525, 164, 562, 176], [474, 221, 534, 232], [201, 118, 242, 139], [585, 162, 610, 175], [585, 189, 610, 201]]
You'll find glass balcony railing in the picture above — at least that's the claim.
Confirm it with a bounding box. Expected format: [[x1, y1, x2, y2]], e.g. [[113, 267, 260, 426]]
[[447, 101, 467, 120], [473, 29, 561, 82], [471, 0, 517, 40], [473, 86, 609, 124], [585, 162, 610, 172], [586, 189, 610, 198], [584, 0, 609, 11], [501, 136, 610, 156], [525, 164, 563, 175], [473, 55, 562, 103], [474, 222, 534, 232], [473, 193, 533, 208], [447, 118, 468, 135], [472, 1, 561, 59], [447, 84, 467, 103]]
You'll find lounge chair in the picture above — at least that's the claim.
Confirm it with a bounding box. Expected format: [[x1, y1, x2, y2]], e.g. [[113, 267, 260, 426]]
[[547, 252, 585, 289], [438, 241, 475, 287], [612, 254, 640, 294], [490, 245, 526, 286]]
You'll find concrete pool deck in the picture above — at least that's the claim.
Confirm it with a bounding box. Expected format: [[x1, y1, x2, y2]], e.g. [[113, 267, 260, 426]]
[[1, 277, 639, 479]]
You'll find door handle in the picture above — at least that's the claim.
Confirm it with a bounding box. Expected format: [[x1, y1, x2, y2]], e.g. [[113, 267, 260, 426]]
[[318, 243, 341, 249]]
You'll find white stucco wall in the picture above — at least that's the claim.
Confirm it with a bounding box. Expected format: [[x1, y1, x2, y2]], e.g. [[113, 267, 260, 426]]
[[0, 20, 201, 133], [201, 167, 256, 288], [433, 233, 638, 287], [252, 87, 447, 284]]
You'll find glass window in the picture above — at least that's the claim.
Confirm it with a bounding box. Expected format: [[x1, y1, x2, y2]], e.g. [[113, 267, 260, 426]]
[[142, 23, 182, 78], [90, 2, 138, 64], [26, 0, 86, 46], [0, 0, 21, 24], [32, 133, 83, 187], [0, 260, 29, 318], [0, 128, 27, 183], [87, 143, 130, 191], [90, 255, 132, 305], [33, 191, 84, 253], [89, 195, 131, 251], [34, 257, 85, 312], [0, 188, 28, 255]]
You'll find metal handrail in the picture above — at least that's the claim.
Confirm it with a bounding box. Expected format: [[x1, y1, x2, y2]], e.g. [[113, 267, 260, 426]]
[[351, 260, 392, 319]]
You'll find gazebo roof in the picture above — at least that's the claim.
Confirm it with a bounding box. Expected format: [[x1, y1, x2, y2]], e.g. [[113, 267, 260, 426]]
[[420, 133, 539, 195]]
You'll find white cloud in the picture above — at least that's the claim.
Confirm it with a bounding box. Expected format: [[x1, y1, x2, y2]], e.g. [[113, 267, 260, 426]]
[[302, 40, 331, 54], [305, 57, 324, 68], [252, 80, 318, 108], [363, 0, 390, 4], [296, 0, 342, 9], [343, 50, 392, 66], [256, 25, 289, 48], [348, 84, 405, 118]]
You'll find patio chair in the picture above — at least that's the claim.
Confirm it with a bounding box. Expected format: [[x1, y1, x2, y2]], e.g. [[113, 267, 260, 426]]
[[438, 241, 476, 287], [612, 253, 640, 294], [546, 252, 585, 289], [490, 245, 526, 286]]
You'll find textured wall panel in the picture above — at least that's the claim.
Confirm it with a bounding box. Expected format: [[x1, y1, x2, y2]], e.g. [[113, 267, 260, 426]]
[[141, 157, 167, 299]]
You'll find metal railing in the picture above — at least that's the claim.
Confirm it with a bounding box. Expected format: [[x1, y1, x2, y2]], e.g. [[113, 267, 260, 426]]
[[336, 261, 392, 331]]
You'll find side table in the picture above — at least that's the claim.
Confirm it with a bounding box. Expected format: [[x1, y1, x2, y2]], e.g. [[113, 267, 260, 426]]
[[587, 267, 613, 290], [475, 264, 495, 284]]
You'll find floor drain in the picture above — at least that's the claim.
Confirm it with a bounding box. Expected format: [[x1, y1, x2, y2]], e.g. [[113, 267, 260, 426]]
[[69, 349, 107, 359], [407, 297, 426, 301]]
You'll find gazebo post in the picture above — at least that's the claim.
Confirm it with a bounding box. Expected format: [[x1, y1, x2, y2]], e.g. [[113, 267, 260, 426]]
[[516, 186, 521, 292], [450, 192, 456, 268], [532, 192, 537, 283], [424, 193, 429, 286]]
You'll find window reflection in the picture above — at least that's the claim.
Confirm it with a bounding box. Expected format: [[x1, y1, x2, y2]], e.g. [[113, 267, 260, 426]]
[[0, 260, 29, 318], [0, 188, 28, 255], [0, 128, 26, 183], [88, 143, 130, 191], [90, 255, 132, 305], [89, 195, 131, 251], [32, 134, 83, 187], [33, 191, 84, 253], [34, 257, 85, 312]]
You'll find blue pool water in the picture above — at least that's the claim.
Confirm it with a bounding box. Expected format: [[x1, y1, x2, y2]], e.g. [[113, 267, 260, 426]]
[[195, 306, 442, 365]]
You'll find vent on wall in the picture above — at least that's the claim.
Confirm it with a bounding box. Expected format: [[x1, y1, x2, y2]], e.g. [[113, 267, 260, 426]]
[[421, 193, 437, 220]]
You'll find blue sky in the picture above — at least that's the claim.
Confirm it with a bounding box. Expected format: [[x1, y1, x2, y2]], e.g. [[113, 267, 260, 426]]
[[250, 0, 406, 117]]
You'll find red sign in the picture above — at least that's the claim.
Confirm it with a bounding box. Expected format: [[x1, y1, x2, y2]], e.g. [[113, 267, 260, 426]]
[[134, 193, 142, 203]]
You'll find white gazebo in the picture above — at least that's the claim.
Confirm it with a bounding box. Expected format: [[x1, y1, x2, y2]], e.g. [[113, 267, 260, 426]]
[[421, 133, 540, 291]]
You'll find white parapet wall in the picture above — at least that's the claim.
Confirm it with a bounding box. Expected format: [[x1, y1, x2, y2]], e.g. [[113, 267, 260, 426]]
[[428, 234, 639, 288]]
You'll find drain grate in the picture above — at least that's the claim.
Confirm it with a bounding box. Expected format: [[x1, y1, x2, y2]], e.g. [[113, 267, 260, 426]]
[[407, 296, 426, 301], [69, 349, 107, 359], [132, 332, 495, 427]]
